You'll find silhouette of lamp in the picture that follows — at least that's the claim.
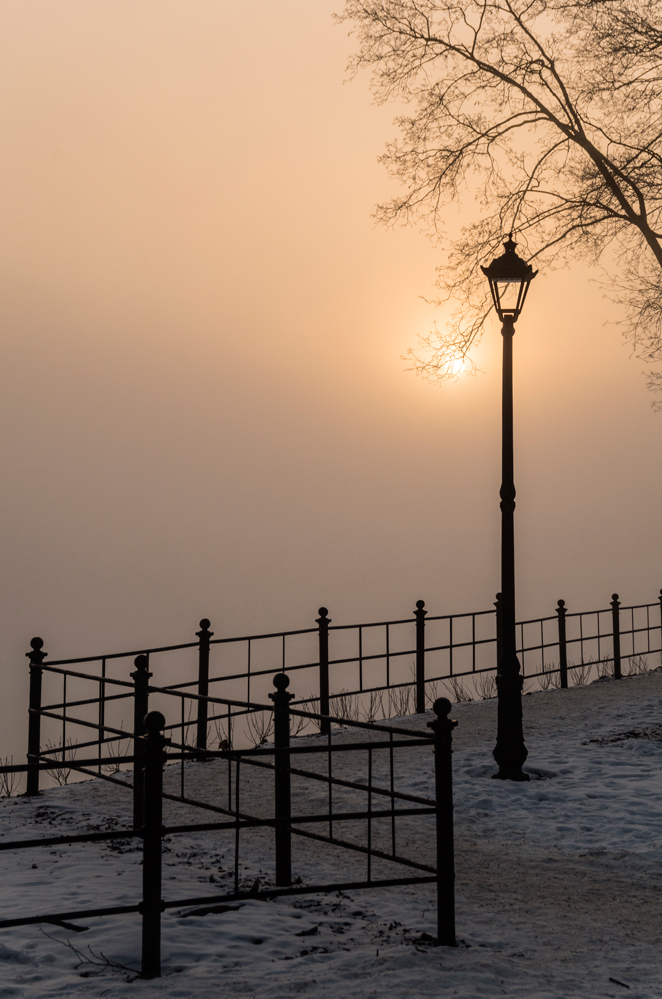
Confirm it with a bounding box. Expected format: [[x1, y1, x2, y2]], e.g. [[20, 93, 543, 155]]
[[481, 235, 537, 780]]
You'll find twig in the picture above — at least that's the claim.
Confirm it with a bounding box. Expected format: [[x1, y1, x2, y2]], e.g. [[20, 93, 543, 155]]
[[39, 927, 140, 980]]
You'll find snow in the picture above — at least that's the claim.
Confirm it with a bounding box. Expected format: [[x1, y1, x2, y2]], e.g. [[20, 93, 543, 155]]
[[0, 670, 661, 998]]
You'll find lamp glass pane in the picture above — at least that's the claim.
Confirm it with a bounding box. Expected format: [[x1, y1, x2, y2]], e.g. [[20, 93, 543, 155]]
[[495, 279, 525, 313]]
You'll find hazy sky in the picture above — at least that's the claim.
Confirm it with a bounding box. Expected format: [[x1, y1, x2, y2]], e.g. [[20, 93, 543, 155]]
[[0, 1, 660, 753]]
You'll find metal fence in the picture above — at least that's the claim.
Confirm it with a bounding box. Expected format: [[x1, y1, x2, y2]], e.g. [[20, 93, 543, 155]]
[[516, 592, 662, 686], [4, 587, 661, 976], [22, 588, 662, 786], [0, 680, 457, 977]]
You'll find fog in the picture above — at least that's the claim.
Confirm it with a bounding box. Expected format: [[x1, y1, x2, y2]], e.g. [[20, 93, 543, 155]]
[[0, 1, 660, 761]]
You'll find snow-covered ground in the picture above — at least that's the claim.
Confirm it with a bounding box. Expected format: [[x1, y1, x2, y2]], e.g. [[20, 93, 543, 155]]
[[0, 670, 661, 998]]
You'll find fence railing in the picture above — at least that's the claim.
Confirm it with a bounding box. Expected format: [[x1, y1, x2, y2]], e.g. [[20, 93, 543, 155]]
[[5, 587, 662, 975], [0, 680, 458, 977], [20, 588, 662, 794], [514, 591, 662, 688]]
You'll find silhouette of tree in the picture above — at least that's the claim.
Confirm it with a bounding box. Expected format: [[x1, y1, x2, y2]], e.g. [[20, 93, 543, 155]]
[[337, 1, 662, 394]]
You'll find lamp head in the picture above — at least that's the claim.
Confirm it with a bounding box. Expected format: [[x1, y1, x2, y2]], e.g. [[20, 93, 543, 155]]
[[481, 235, 537, 323]]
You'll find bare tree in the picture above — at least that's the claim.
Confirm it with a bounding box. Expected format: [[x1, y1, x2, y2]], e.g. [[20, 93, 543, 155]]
[[337, 1, 662, 393]]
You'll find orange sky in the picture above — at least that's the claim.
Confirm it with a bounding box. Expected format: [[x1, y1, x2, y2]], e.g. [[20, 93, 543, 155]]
[[0, 1, 660, 751]]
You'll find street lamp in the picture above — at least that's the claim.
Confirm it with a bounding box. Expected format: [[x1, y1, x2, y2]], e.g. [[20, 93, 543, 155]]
[[481, 235, 537, 781]]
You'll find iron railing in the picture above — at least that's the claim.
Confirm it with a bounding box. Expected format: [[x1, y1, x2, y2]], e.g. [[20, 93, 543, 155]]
[[21, 588, 662, 788], [0, 680, 457, 977]]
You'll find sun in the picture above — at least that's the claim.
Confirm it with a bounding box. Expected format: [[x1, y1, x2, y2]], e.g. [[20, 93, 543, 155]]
[[448, 356, 466, 377]]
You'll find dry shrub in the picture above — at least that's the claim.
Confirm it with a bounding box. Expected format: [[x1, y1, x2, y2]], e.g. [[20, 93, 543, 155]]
[[476, 673, 497, 699], [569, 662, 592, 686], [425, 680, 442, 708], [246, 710, 274, 747], [101, 726, 130, 775], [44, 738, 77, 786], [291, 700, 320, 737], [330, 691, 360, 725], [176, 701, 199, 752], [538, 667, 561, 691], [387, 684, 414, 718], [211, 716, 233, 751], [626, 655, 650, 676], [444, 676, 472, 702], [361, 690, 384, 724], [0, 758, 20, 798], [596, 657, 614, 679]]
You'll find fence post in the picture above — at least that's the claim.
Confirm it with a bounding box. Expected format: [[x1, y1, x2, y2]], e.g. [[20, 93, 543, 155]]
[[415, 600, 427, 714], [611, 594, 622, 680], [428, 697, 457, 947], [26, 638, 47, 796], [196, 618, 213, 752], [494, 592, 503, 669], [317, 607, 330, 737], [141, 710, 168, 980], [556, 600, 568, 689], [270, 673, 294, 887], [132, 655, 152, 830]]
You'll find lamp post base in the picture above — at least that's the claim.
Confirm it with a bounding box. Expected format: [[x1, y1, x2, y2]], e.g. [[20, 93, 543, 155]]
[[492, 769, 530, 782], [492, 667, 529, 781]]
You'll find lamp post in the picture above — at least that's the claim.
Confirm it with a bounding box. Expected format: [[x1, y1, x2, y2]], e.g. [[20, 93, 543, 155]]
[[481, 235, 537, 781]]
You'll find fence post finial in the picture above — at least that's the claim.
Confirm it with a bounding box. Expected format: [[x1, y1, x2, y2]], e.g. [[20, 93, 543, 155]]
[[414, 600, 427, 714], [428, 698, 457, 947], [556, 600, 568, 689], [316, 607, 330, 737], [270, 672, 294, 887], [26, 638, 47, 796], [141, 709, 167, 979], [132, 654, 152, 829], [196, 618, 214, 753], [611, 593, 622, 680], [144, 709, 166, 735]]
